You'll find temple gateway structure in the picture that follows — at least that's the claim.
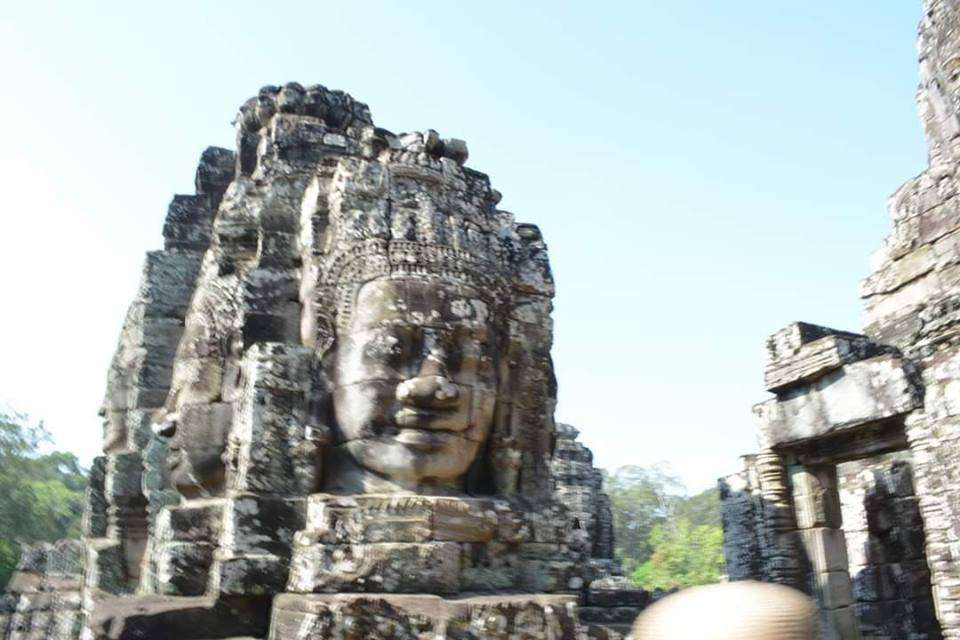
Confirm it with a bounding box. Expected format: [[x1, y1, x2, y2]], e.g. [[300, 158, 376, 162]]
[[0, 81, 647, 638], [720, 1, 960, 639]]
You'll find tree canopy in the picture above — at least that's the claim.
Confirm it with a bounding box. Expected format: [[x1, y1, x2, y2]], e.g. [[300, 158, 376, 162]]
[[604, 464, 725, 590], [0, 410, 87, 588]]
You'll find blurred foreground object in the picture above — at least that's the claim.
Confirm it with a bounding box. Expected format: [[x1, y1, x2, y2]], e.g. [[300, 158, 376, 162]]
[[631, 581, 817, 639]]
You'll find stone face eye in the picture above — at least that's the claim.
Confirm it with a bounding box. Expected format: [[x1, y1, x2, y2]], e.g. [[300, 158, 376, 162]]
[[362, 331, 404, 364]]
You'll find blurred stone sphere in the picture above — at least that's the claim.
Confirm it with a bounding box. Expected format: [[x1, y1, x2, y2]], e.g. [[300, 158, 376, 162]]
[[631, 581, 818, 639]]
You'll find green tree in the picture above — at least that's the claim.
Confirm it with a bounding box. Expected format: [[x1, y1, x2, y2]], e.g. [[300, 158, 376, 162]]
[[605, 464, 725, 588], [0, 410, 86, 588], [631, 518, 725, 590], [604, 464, 685, 574], [673, 487, 721, 527]]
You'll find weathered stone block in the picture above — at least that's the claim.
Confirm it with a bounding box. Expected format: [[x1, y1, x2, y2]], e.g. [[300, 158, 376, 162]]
[[460, 542, 519, 591], [819, 605, 859, 640], [791, 466, 842, 529], [861, 244, 938, 298], [268, 593, 580, 640], [302, 494, 500, 546], [799, 528, 849, 573], [306, 495, 433, 544], [578, 606, 643, 625], [163, 194, 214, 250], [587, 576, 650, 607], [84, 593, 273, 639], [155, 542, 215, 596], [215, 555, 290, 596], [105, 452, 144, 502], [517, 558, 577, 592], [84, 540, 127, 595], [195, 146, 235, 196], [83, 457, 109, 538], [287, 541, 461, 594], [432, 498, 498, 543], [139, 251, 205, 319], [156, 502, 224, 543], [765, 323, 891, 392], [816, 571, 854, 609], [221, 494, 305, 557], [755, 354, 920, 447], [851, 565, 887, 602], [271, 114, 336, 165]]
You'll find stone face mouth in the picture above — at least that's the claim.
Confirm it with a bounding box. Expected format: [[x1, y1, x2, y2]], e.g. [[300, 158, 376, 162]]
[[394, 407, 465, 431], [393, 427, 458, 451], [392, 406, 466, 451]]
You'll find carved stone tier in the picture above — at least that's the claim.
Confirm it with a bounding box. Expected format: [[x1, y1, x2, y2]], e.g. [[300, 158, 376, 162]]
[[287, 494, 592, 595], [269, 593, 580, 640]]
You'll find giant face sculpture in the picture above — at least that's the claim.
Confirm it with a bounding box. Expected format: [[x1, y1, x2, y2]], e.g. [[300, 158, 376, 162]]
[[159, 403, 233, 498], [326, 277, 501, 494]]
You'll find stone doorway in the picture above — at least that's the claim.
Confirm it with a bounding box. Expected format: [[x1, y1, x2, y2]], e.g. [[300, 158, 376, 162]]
[[782, 433, 941, 639], [838, 452, 940, 639]]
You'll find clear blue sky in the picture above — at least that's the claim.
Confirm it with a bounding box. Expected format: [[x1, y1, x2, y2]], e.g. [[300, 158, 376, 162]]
[[0, 2, 928, 491]]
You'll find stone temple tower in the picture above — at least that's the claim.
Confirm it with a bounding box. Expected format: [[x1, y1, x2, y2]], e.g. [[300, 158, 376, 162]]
[[0, 84, 646, 638], [721, 1, 960, 638]]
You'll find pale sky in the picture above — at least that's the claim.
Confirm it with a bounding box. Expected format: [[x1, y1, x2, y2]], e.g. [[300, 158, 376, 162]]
[[0, 2, 928, 491]]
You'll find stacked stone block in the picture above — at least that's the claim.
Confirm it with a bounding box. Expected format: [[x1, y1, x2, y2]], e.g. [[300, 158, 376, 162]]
[[790, 465, 859, 637], [552, 423, 615, 561]]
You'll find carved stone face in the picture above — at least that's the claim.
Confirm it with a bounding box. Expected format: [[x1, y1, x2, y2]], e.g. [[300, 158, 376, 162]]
[[161, 403, 232, 498], [328, 277, 500, 493]]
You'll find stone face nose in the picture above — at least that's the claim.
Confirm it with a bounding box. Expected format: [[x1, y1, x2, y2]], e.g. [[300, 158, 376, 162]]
[[396, 374, 461, 408]]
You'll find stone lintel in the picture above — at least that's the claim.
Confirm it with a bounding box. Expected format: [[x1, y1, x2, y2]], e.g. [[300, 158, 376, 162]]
[[755, 354, 920, 449], [788, 418, 909, 467], [765, 322, 892, 393]]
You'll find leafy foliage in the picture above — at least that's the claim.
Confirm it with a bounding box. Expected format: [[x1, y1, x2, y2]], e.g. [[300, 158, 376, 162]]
[[603, 464, 685, 575], [604, 464, 724, 589], [631, 518, 725, 590], [0, 410, 86, 588]]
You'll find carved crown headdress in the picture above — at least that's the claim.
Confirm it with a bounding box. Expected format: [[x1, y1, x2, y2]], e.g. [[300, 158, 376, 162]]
[[307, 135, 552, 354]]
